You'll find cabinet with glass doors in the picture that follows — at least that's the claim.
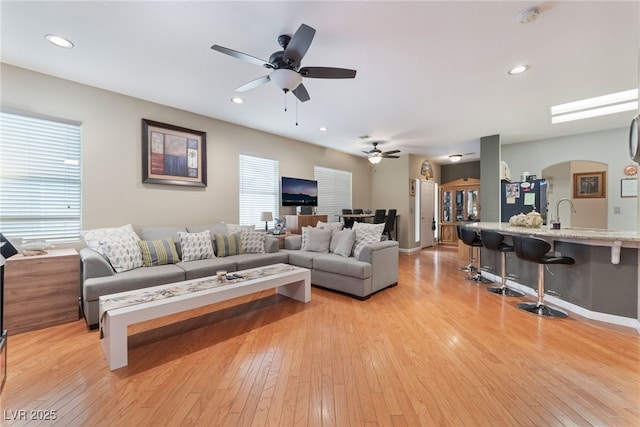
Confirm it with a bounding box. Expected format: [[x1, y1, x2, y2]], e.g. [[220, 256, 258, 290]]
[[439, 178, 481, 245]]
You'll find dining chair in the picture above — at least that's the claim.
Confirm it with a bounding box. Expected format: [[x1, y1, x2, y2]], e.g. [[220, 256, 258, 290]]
[[373, 209, 386, 224], [342, 209, 354, 229]]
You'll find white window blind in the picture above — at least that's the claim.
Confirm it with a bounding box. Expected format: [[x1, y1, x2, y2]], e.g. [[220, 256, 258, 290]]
[[314, 166, 352, 222], [0, 110, 82, 242], [239, 154, 279, 229]]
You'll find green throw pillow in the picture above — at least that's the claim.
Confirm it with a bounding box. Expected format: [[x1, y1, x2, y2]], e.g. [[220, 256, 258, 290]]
[[138, 237, 180, 267], [215, 233, 244, 257]]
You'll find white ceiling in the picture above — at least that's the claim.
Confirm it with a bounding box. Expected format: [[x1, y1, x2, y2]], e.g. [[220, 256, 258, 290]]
[[1, 1, 639, 164]]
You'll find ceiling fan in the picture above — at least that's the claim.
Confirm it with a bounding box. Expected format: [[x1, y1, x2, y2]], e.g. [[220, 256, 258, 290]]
[[363, 142, 401, 164], [211, 24, 357, 103]]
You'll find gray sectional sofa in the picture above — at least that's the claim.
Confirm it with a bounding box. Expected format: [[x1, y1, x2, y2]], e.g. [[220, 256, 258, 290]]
[[80, 224, 399, 328]]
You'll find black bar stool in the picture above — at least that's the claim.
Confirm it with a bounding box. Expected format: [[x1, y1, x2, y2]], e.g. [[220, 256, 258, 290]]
[[459, 227, 493, 284], [480, 230, 525, 297], [511, 235, 574, 318], [456, 225, 475, 272]]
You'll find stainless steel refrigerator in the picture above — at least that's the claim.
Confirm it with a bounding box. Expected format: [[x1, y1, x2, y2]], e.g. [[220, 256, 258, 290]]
[[500, 179, 548, 223]]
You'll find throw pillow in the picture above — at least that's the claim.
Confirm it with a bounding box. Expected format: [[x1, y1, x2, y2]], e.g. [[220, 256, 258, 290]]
[[214, 233, 244, 257], [301, 227, 333, 253], [316, 221, 344, 232], [178, 230, 215, 262], [300, 226, 312, 250], [101, 239, 144, 273], [83, 223, 140, 254], [241, 230, 266, 254], [83, 224, 143, 272], [330, 229, 356, 258], [225, 223, 255, 235], [352, 223, 385, 258], [138, 237, 180, 267]]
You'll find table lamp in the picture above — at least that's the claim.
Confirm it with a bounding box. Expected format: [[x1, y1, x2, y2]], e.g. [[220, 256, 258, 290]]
[[260, 212, 273, 232]]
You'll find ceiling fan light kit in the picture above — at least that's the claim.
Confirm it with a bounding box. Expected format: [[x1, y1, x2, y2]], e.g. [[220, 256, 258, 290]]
[[368, 154, 383, 164], [269, 69, 302, 92]]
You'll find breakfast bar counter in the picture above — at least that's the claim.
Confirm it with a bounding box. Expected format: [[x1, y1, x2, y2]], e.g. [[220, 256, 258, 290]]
[[465, 222, 640, 328]]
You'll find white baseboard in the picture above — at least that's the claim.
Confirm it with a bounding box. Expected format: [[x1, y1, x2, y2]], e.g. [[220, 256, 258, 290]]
[[482, 272, 640, 332]]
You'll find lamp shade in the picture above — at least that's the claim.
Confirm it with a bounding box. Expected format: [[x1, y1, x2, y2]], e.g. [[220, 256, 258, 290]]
[[260, 212, 273, 222], [269, 69, 302, 92], [368, 154, 383, 164]]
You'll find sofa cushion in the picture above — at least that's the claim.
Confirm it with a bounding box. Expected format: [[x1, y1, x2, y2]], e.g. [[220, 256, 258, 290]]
[[138, 237, 180, 267], [234, 252, 289, 270], [83, 264, 185, 301], [214, 232, 243, 257], [178, 230, 215, 261], [284, 249, 325, 269], [241, 230, 266, 254], [352, 222, 384, 258], [186, 223, 228, 236], [302, 227, 332, 253], [330, 229, 356, 258], [312, 254, 372, 280], [176, 258, 237, 281]]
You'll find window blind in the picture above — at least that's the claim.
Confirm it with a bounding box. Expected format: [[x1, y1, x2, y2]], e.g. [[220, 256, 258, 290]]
[[314, 166, 352, 222], [239, 154, 279, 229], [0, 111, 82, 242]]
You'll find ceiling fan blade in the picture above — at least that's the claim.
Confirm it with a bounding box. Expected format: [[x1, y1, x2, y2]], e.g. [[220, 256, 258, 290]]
[[211, 45, 274, 69], [283, 24, 316, 67], [382, 155, 400, 159], [235, 75, 271, 92], [382, 150, 401, 155], [299, 67, 357, 79], [292, 83, 311, 102]]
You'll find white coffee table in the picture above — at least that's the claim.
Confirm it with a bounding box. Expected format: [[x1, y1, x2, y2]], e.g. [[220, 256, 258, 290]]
[[99, 264, 310, 370]]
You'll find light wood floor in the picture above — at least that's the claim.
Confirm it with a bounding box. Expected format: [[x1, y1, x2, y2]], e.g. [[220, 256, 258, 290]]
[[2, 247, 639, 426]]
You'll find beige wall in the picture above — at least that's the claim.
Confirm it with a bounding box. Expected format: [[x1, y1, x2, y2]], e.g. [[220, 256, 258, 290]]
[[1, 64, 371, 244]]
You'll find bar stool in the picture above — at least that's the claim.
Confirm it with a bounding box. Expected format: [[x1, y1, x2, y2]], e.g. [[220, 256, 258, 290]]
[[459, 227, 493, 284], [456, 225, 474, 272], [511, 235, 574, 318], [480, 230, 525, 297]]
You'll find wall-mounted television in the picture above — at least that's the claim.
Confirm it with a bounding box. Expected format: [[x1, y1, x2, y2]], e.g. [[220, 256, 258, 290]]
[[281, 176, 318, 207]]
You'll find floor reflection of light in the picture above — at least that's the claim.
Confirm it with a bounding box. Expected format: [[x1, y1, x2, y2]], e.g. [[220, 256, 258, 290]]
[[448, 335, 460, 348]]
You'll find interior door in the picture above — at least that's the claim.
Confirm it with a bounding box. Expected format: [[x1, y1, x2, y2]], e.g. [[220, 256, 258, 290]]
[[420, 180, 435, 248]]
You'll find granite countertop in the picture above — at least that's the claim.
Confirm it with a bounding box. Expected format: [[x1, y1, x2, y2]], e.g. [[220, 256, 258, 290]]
[[466, 222, 640, 243]]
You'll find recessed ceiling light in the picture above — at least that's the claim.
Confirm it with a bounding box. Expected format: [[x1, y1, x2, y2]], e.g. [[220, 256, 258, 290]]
[[319, 126, 328, 132], [231, 97, 244, 104], [45, 34, 74, 48], [508, 65, 529, 75]]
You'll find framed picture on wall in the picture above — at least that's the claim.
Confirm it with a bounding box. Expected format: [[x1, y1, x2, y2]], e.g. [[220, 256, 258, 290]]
[[621, 178, 638, 198], [573, 171, 605, 199], [142, 119, 207, 187]]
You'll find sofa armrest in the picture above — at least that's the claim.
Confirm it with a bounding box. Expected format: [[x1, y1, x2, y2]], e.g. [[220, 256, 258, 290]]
[[357, 240, 399, 292], [284, 235, 302, 250], [79, 247, 115, 282], [356, 240, 399, 263], [265, 236, 279, 253]]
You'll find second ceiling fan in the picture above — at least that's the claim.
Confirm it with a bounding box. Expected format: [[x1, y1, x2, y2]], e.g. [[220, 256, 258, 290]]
[[211, 24, 357, 103], [363, 142, 401, 164]]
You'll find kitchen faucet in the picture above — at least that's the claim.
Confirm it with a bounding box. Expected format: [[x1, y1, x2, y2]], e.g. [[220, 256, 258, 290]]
[[552, 198, 576, 229]]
